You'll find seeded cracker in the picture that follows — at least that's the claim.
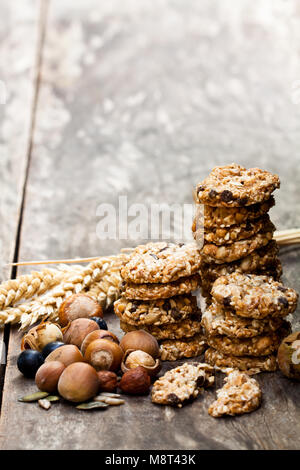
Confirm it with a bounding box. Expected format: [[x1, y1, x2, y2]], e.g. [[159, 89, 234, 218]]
[[151, 362, 214, 407]]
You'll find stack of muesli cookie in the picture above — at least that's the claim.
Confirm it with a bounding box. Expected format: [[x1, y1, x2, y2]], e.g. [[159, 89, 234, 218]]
[[192, 164, 282, 300], [114, 242, 207, 360], [202, 273, 298, 374]]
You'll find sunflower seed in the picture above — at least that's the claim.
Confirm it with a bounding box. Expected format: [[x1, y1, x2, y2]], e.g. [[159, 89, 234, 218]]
[[76, 401, 109, 410], [99, 397, 125, 406], [18, 391, 49, 402], [38, 399, 51, 410], [97, 392, 121, 398]]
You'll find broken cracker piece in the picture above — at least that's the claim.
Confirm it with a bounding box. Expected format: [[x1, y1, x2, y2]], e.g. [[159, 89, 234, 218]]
[[151, 362, 214, 407], [208, 369, 261, 418]]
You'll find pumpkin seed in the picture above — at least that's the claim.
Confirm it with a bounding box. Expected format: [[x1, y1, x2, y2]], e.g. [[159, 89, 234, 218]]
[[76, 401, 109, 410], [38, 399, 51, 410], [18, 391, 49, 402], [47, 395, 60, 402]]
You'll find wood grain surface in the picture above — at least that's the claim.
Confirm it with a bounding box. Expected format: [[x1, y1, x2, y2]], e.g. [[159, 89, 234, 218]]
[[1, 0, 300, 450], [0, 0, 42, 401]]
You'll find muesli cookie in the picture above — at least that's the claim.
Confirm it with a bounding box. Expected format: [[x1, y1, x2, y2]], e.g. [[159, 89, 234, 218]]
[[201, 223, 275, 264], [159, 334, 207, 361], [193, 216, 267, 246], [121, 242, 201, 284], [200, 240, 280, 282], [198, 197, 275, 228], [195, 164, 280, 207], [120, 315, 203, 340], [201, 260, 282, 299], [208, 370, 261, 418], [123, 274, 201, 300], [151, 362, 214, 407], [206, 325, 289, 357], [205, 347, 278, 374], [211, 273, 298, 319], [114, 294, 198, 326], [202, 303, 285, 338]]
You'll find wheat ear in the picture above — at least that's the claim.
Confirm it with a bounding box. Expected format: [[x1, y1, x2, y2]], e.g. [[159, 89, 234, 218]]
[[0, 254, 128, 329], [0, 266, 83, 311]]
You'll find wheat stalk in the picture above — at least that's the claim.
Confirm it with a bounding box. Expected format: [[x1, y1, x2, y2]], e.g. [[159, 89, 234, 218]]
[[0, 265, 83, 311], [274, 229, 300, 245], [0, 254, 128, 329]]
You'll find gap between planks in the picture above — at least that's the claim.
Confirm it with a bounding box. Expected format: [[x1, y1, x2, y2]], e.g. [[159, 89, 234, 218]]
[[0, 0, 49, 410]]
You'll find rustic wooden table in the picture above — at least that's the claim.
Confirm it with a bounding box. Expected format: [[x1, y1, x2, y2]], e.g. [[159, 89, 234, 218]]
[[0, 0, 300, 450]]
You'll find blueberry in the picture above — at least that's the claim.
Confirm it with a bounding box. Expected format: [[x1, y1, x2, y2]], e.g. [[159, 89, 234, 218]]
[[17, 350, 44, 378], [90, 317, 108, 330], [42, 341, 65, 358]]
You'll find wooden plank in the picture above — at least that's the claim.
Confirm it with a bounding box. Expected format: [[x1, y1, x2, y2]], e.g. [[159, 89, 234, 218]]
[[1, 0, 300, 450], [0, 0, 42, 397]]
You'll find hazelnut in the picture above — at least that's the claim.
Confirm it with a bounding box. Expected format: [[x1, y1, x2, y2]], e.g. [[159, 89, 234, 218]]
[[278, 332, 300, 380], [58, 362, 99, 402], [119, 366, 151, 395], [121, 349, 161, 377], [84, 339, 123, 371], [81, 329, 119, 356], [120, 330, 159, 358], [35, 361, 65, 393], [97, 371, 118, 392], [63, 318, 99, 348], [45, 344, 84, 367], [58, 293, 103, 327]]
